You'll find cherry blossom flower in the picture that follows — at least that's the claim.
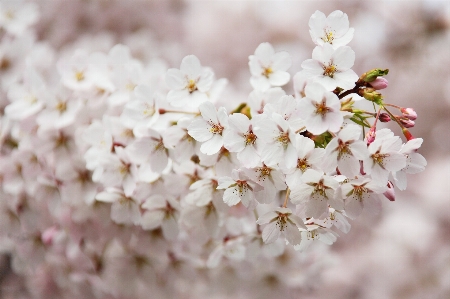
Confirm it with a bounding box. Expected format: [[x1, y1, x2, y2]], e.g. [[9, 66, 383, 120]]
[[188, 101, 229, 155], [393, 138, 427, 190], [309, 10, 354, 48], [244, 163, 286, 204], [289, 169, 341, 219], [223, 113, 263, 168], [95, 187, 141, 225], [323, 124, 369, 177], [293, 224, 339, 252], [253, 113, 297, 169], [217, 169, 263, 208], [284, 135, 325, 187], [140, 194, 180, 240], [300, 44, 358, 91], [297, 82, 343, 135], [165, 55, 214, 108], [256, 207, 306, 245], [341, 177, 387, 219], [249, 42, 291, 91], [248, 87, 286, 116], [362, 128, 406, 186]]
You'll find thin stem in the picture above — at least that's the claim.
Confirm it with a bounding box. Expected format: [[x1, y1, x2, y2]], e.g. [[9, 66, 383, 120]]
[[159, 108, 198, 115], [384, 103, 402, 109], [282, 188, 291, 208], [383, 106, 406, 129]]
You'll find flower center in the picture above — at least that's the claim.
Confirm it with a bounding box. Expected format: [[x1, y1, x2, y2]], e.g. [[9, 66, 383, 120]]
[[262, 67, 273, 78], [244, 131, 257, 145], [323, 64, 336, 78], [276, 213, 288, 231], [371, 151, 389, 167], [297, 158, 310, 172], [75, 71, 85, 82], [56, 101, 67, 113], [322, 29, 335, 44], [337, 139, 352, 160], [277, 132, 290, 147], [353, 185, 369, 201], [210, 123, 224, 135], [187, 79, 197, 93], [314, 100, 330, 116]]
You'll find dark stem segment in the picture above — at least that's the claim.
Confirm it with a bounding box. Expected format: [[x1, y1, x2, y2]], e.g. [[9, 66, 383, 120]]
[[337, 80, 366, 99]]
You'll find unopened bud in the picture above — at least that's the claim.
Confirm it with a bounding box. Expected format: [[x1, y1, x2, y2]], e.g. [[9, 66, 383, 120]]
[[359, 88, 383, 105], [378, 113, 391, 122], [370, 77, 388, 90], [383, 181, 396, 201], [42, 226, 59, 246], [360, 69, 389, 83], [399, 117, 415, 128], [400, 107, 417, 120], [366, 126, 376, 145]]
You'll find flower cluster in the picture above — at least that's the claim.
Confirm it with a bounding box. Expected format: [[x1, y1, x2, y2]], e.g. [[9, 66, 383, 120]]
[[0, 5, 427, 298]]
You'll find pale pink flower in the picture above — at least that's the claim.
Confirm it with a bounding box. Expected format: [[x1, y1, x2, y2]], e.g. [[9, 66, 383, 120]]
[[309, 10, 354, 48], [217, 169, 263, 208]]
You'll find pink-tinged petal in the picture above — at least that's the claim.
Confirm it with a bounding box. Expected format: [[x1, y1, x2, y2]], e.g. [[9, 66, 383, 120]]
[[162, 216, 179, 240], [301, 59, 323, 71], [255, 183, 277, 204], [284, 143, 298, 169], [271, 170, 287, 190], [401, 138, 423, 154], [334, 70, 358, 89], [301, 169, 323, 183], [150, 150, 169, 173], [256, 211, 278, 225], [290, 184, 314, 204], [393, 170, 407, 191], [189, 91, 209, 107], [250, 76, 271, 91], [123, 174, 136, 196], [327, 10, 349, 35], [96, 191, 124, 203], [199, 101, 218, 123], [345, 196, 363, 219], [272, 51, 292, 71], [285, 222, 302, 245], [188, 119, 213, 142], [306, 199, 328, 219], [332, 46, 355, 70], [269, 71, 290, 87], [138, 164, 160, 183], [325, 111, 344, 133], [339, 124, 361, 141], [262, 221, 281, 244], [249, 56, 264, 76], [337, 156, 360, 177], [223, 130, 245, 152], [306, 114, 328, 135], [126, 139, 152, 164], [197, 69, 214, 92], [316, 76, 339, 91], [295, 135, 315, 158], [319, 229, 339, 245], [111, 200, 141, 225], [237, 146, 260, 168], [254, 42, 275, 66], [261, 143, 283, 167], [289, 214, 307, 230], [200, 134, 223, 155], [384, 152, 407, 172], [180, 55, 202, 78], [350, 141, 369, 160], [167, 89, 190, 107], [141, 210, 165, 230], [223, 187, 241, 206], [165, 68, 186, 90], [333, 29, 354, 47], [329, 195, 344, 210], [217, 107, 229, 126], [405, 153, 426, 174], [228, 113, 250, 134], [309, 10, 327, 40]]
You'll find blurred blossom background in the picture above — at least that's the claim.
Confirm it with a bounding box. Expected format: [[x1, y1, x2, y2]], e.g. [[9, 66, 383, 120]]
[[1, 0, 449, 298]]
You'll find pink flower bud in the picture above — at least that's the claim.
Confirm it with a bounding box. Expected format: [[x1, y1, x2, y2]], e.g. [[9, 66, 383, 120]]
[[378, 113, 391, 122], [370, 77, 388, 90], [400, 107, 417, 120], [383, 181, 396, 201], [41, 226, 59, 246], [402, 128, 415, 141], [365, 126, 376, 145], [399, 117, 415, 128]]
